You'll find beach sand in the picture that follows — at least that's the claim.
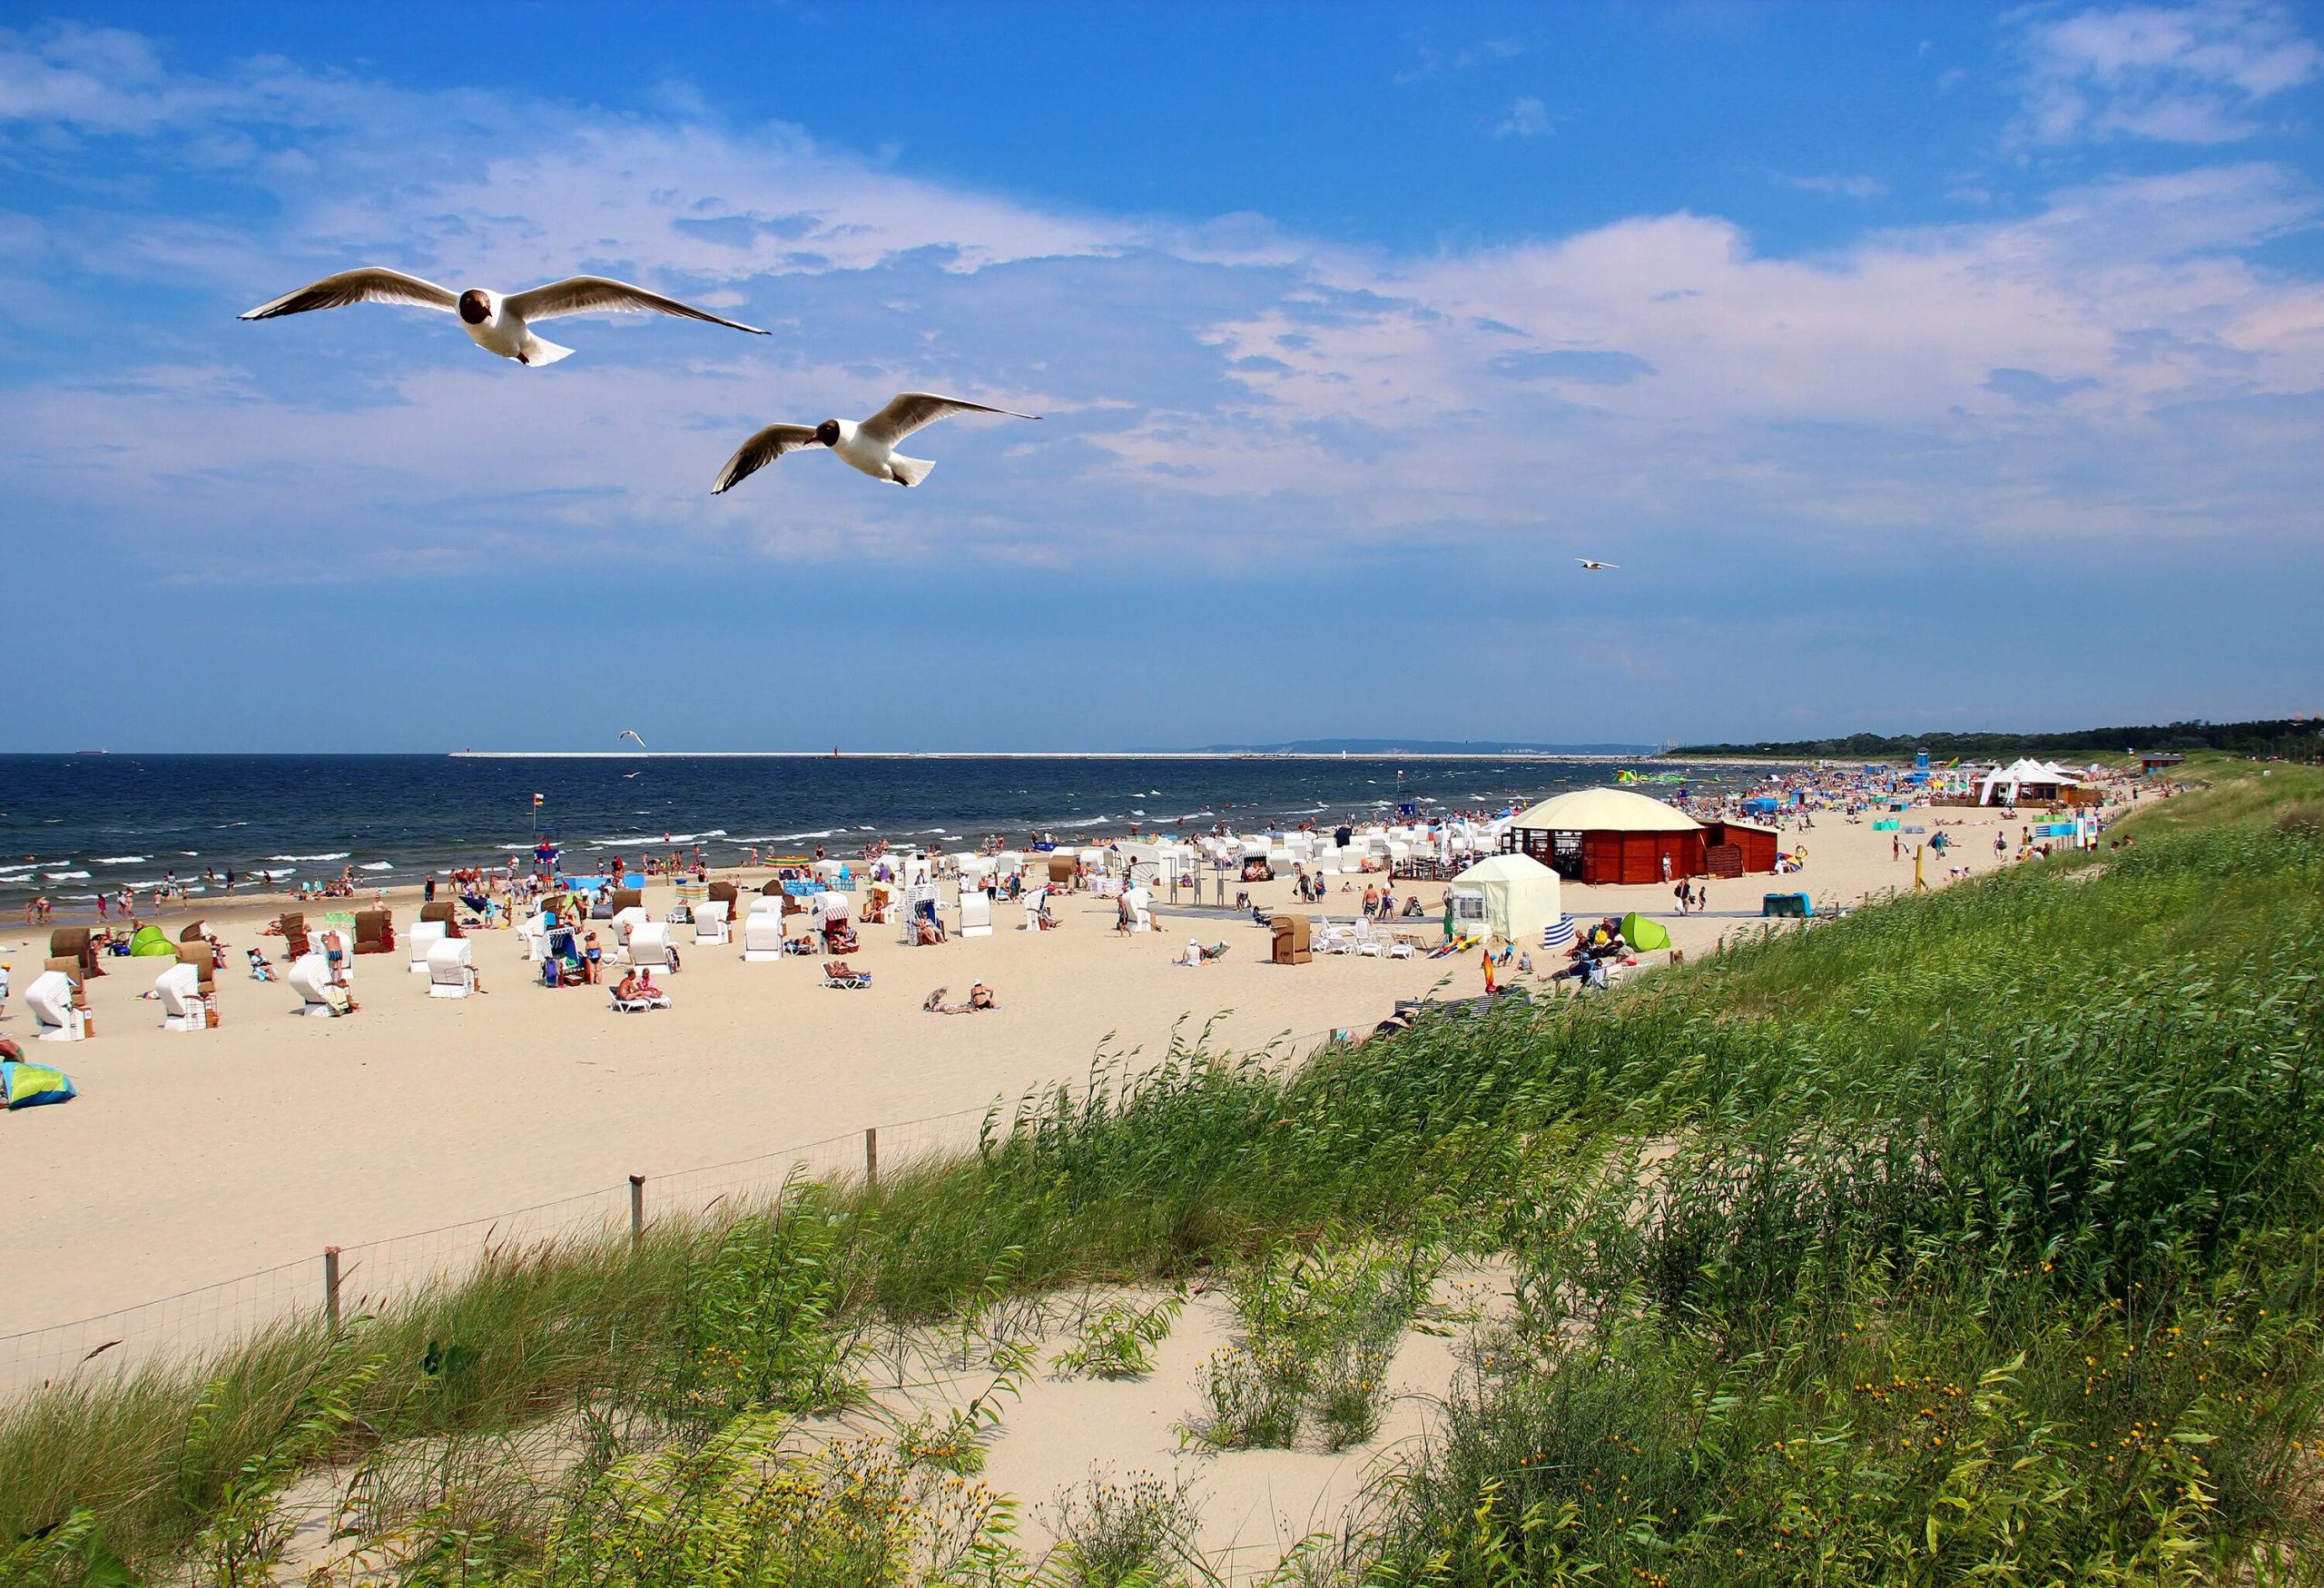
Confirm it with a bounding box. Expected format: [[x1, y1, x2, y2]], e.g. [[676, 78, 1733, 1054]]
[[1, 799, 2037, 1352]]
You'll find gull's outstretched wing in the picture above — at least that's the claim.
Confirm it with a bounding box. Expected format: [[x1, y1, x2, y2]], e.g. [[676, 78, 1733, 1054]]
[[506, 276, 767, 334], [241, 267, 459, 320], [859, 392, 1039, 448], [712, 424, 821, 494]]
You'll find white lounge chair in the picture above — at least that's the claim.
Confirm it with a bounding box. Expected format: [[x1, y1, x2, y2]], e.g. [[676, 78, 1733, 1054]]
[[629, 922, 675, 971], [958, 892, 993, 937], [287, 952, 342, 1017], [408, 919, 447, 973], [25, 970, 85, 1041], [611, 984, 673, 1012], [427, 937, 477, 999], [1315, 920, 1357, 955], [694, 899, 731, 946], [155, 961, 209, 1031]]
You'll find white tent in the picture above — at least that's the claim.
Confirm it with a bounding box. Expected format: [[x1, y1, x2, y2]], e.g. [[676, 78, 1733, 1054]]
[[1978, 758, 2086, 805], [1447, 854, 1562, 946]]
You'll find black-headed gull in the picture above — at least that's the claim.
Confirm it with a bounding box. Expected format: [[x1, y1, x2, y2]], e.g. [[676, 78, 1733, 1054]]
[[712, 392, 1039, 492], [240, 268, 767, 365], [1577, 558, 1620, 570]]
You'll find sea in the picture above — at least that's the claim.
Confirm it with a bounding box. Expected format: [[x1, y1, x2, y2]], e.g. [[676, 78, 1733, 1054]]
[[0, 754, 1744, 902]]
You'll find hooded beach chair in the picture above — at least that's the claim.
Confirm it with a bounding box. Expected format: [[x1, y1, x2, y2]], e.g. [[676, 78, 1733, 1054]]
[[628, 922, 675, 971], [742, 898, 787, 962], [287, 952, 342, 1017], [154, 961, 211, 1031], [408, 919, 448, 972], [25, 970, 86, 1041], [694, 898, 731, 946], [355, 909, 394, 954], [427, 937, 477, 999]]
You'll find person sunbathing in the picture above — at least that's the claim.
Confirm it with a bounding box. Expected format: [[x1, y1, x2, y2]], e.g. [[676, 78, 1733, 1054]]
[[615, 970, 643, 1001], [916, 917, 948, 945], [967, 981, 996, 1011], [246, 948, 275, 981]]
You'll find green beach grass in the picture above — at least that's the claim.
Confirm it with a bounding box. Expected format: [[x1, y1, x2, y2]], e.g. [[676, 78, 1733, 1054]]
[[4, 756, 2320, 1584]]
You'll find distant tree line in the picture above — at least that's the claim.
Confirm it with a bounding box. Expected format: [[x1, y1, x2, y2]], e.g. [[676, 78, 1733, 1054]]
[[1666, 718, 2324, 761]]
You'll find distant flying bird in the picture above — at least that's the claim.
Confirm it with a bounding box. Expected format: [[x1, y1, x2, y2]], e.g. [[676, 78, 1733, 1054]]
[[712, 392, 1039, 492], [618, 730, 647, 750], [240, 269, 767, 366], [1577, 558, 1620, 571]]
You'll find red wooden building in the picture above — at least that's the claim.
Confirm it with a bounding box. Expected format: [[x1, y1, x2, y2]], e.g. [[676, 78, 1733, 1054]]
[[1501, 789, 1709, 885]]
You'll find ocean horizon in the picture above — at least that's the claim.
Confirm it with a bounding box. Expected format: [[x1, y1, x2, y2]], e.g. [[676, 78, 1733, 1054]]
[[0, 751, 1758, 903]]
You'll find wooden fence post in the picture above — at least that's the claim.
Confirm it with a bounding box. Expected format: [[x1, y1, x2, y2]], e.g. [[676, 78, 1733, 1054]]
[[323, 1246, 342, 1330], [629, 1174, 645, 1248], [864, 1127, 879, 1190]]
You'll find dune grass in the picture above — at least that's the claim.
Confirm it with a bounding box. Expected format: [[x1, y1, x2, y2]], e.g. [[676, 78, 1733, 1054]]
[[3, 759, 2319, 1583]]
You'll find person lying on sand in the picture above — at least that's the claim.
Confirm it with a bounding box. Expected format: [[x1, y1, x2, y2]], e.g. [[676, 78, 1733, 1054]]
[[967, 981, 996, 1011]]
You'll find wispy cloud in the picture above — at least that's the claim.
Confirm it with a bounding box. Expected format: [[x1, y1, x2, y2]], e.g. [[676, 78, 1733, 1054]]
[[2013, 0, 2322, 145], [1492, 95, 1554, 139], [1775, 173, 1892, 199], [1393, 35, 1527, 85]]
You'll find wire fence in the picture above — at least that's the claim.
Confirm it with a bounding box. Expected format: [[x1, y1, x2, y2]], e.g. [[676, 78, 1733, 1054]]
[[0, 1002, 1404, 1399], [0, 1101, 1000, 1396]]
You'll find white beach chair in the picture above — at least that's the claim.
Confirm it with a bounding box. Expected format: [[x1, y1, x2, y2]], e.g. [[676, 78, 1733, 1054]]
[[629, 922, 675, 971], [611, 905, 652, 951], [25, 970, 85, 1041], [694, 899, 731, 946], [408, 919, 447, 973], [287, 952, 341, 1017], [742, 902, 787, 962], [611, 976, 673, 1012], [959, 892, 993, 937], [155, 961, 209, 1031], [427, 937, 477, 999], [517, 912, 547, 962], [1315, 920, 1357, 955]]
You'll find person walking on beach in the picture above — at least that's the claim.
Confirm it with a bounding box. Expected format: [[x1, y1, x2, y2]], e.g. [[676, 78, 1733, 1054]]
[[1673, 880, 1689, 916]]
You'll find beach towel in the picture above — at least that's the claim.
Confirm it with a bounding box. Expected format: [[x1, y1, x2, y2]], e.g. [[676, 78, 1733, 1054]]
[[3, 1059, 77, 1110]]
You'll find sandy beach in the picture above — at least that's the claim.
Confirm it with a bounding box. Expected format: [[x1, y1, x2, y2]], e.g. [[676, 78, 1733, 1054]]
[[2, 796, 2042, 1356]]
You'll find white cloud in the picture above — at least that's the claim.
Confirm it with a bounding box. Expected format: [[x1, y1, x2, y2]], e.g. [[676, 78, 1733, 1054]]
[[1776, 173, 1891, 199], [2014, 0, 2322, 145], [1, 25, 2321, 599], [1492, 95, 1554, 139]]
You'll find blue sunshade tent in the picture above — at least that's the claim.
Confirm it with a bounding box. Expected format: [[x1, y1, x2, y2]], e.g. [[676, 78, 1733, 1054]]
[[3, 1060, 77, 1110]]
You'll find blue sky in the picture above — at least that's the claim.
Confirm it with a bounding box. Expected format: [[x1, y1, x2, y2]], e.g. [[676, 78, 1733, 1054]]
[[3, 0, 2320, 751]]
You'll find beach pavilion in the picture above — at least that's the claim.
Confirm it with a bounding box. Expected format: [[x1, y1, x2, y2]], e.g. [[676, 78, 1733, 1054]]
[[1500, 788, 1706, 884], [1977, 758, 2091, 806]]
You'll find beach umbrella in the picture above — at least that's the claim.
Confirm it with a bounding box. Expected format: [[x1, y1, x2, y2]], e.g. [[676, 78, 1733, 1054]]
[[2, 1060, 77, 1110]]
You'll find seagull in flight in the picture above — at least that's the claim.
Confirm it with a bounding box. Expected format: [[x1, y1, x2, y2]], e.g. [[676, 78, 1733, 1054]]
[[713, 392, 1039, 492], [1577, 558, 1621, 571], [240, 268, 767, 366]]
